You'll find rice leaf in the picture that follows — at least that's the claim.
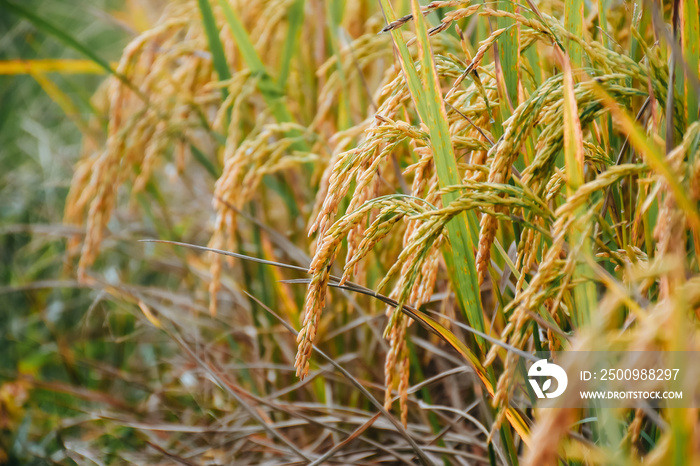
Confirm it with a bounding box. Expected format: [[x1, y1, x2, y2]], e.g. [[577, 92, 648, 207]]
[[496, 0, 519, 117], [560, 48, 595, 326], [216, 0, 293, 124], [683, 0, 700, 124], [277, 0, 305, 89], [196, 0, 231, 99], [565, 0, 584, 67], [378, 0, 485, 350]]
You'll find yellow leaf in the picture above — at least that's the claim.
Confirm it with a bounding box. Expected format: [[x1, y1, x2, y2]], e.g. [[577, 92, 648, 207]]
[[0, 59, 115, 75], [138, 301, 162, 329]]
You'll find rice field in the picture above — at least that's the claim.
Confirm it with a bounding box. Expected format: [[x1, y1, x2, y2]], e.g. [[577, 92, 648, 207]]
[[1, 0, 699, 464]]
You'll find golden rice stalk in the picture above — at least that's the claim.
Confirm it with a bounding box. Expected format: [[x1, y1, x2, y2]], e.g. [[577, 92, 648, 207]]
[[384, 314, 407, 406], [409, 237, 442, 308], [474, 74, 564, 286], [341, 194, 406, 285], [491, 350, 515, 407], [448, 28, 507, 95], [295, 271, 329, 379], [653, 123, 699, 298], [405, 4, 482, 46], [208, 123, 317, 314], [308, 113, 423, 240], [296, 197, 428, 378], [65, 13, 209, 280]]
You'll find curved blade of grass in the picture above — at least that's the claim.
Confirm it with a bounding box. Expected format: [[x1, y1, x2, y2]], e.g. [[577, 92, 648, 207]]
[[2, 1, 113, 75], [139, 239, 312, 273], [1, 0, 141, 96], [378, 0, 485, 350]]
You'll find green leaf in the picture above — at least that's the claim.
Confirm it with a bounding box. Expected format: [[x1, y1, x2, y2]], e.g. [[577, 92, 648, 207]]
[[497, 0, 519, 118], [378, 0, 485, 351], [190, 143, 221, 179], [1, 1, 131, 87], [277, 0, 305, 89], [216, 0, 293, 125], [560, 49, 595, 326], [683, 0, 700, 124], [565, 0, 584, 67], [196, 0, 231, 93]]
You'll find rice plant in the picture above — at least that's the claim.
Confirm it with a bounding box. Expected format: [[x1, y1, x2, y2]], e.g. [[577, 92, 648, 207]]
[[2, 0, 700, 463]]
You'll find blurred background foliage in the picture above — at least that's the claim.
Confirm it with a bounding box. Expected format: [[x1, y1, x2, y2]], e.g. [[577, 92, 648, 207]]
[[0, 2, 141, 463]]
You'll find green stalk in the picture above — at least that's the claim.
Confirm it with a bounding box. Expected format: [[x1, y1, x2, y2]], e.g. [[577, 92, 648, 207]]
[[328, 0, 352, 130], [378, 0, 484, 349], [197, 0, 231, 101], [217, 0, 293, 124], [597, 0, 610, 49], [561, 50, 596, 327], [379, 1, 519, 462], [565, 0, 584, 67], [683, 0, 700, 124], [278, 0, 305, 90], [497, 0, 519, 119]]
